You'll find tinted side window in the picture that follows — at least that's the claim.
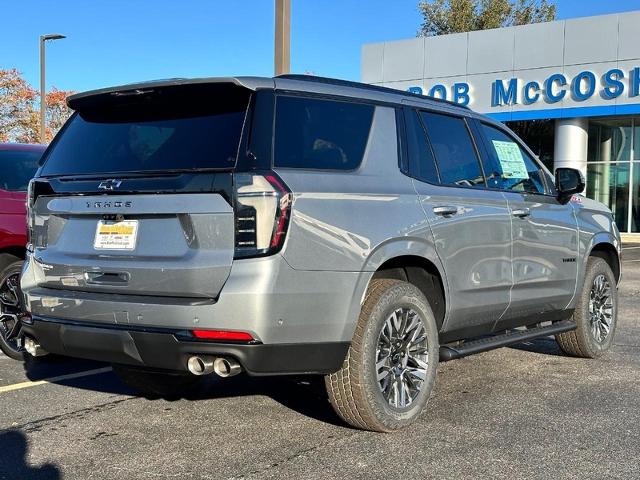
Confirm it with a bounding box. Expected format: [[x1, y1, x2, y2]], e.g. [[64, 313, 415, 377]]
[[420, 112, 485, 188], [0, 150, 42, 191], [480, 123, 547, 194], [274, 96, 374, 170], [405, 109, 439, 183]]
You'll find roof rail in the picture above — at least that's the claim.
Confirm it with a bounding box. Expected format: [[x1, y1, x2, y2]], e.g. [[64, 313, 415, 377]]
[[275, 74, 470, 110]]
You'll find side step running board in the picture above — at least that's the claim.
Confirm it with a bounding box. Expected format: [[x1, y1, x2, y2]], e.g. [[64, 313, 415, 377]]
[[439, 320, 576, 361]]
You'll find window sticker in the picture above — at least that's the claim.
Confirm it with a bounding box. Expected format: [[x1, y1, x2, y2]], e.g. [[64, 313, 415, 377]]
[[492, 140, 528, 179]]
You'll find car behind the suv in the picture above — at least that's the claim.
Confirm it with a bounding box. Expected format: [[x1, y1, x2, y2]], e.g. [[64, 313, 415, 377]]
[[0, 142, 45, 359], [20, 76, 621, 432]]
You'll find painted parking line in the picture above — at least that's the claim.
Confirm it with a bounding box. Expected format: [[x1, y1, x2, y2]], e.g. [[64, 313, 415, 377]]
[[0, 367, 112, 394]]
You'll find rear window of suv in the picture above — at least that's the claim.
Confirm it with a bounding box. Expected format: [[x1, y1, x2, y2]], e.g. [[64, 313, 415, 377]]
[[274, 96, 374, 170], [40, 87, 250, 176]]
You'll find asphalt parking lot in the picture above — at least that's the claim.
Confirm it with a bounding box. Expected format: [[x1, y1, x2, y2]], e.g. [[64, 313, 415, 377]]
[[1, 246, 639, 480]]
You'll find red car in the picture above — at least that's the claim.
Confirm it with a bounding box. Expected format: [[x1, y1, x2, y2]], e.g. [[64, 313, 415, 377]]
[[0, 142, 45, 359]]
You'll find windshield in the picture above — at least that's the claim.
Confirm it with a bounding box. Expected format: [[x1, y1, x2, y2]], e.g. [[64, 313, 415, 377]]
[[0, 150, 42, 191], [40, 87, 250, 176]]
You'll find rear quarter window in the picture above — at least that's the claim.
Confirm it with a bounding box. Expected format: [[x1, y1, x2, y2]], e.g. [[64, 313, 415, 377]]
[[274, 96, 374, 170]]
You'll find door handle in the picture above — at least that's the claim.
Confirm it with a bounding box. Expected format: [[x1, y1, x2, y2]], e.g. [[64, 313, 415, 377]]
[[433, 205, 458, 217], [511, 208, 531, 218]]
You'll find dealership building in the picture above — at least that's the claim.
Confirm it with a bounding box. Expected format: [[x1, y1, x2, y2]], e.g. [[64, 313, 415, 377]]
[[362, 11, 640, 237]]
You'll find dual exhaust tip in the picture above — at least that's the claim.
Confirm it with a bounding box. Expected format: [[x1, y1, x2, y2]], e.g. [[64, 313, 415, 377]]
[[24, 337, 48, 357], [187, 355, 242, 377], [24, 336, 240, 378]]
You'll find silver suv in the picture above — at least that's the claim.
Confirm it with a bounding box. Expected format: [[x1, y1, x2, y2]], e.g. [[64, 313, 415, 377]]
[[21, 76, 621, 432]]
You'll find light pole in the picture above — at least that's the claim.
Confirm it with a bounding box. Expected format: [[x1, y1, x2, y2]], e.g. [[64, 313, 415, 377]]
[[274, 0, 290, 76], [39, 33, 66, 144]]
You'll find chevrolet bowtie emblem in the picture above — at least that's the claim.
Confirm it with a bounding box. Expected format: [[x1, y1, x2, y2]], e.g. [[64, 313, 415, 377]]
[[98, 179, 122, 190]]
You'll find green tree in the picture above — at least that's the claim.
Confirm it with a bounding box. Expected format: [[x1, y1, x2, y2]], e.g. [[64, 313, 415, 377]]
[[418, 0, 556, 37]]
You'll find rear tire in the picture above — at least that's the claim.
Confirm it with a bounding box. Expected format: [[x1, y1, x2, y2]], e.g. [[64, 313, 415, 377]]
[[0, 258, 27, 361], [112, 364, 201, 398], [0, 253, 20, 272], [556, 257, 618, 358], [325, 279, 439, 432]]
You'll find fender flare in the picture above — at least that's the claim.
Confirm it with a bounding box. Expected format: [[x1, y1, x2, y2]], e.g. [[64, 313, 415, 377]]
[[340, 237, 449, 341], [585, 231, 622, 281]]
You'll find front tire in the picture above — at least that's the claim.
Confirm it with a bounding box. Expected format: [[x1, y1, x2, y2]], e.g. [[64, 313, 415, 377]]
[[0, 259, 27, 361], [556, 257, 618, 358], [113, 364, 201, 399], [325, 279, 439, 432]]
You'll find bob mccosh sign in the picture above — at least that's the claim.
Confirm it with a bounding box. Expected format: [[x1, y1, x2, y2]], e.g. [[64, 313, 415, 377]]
[[362, 11, 640, 122], [406, 67, 640, 109]]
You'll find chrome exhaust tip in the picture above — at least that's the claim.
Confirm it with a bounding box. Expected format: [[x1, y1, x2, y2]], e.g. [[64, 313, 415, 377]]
[[24, 337, 48, 357], [213, 357, 242, 378], [187, 355, 215, 376]]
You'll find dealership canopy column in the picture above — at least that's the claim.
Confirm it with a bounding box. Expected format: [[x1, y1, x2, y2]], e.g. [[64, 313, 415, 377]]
[[554, 118, 589, 177]]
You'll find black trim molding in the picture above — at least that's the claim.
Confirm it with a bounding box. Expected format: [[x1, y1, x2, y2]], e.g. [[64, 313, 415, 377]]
[[23, 317, 350, 376]]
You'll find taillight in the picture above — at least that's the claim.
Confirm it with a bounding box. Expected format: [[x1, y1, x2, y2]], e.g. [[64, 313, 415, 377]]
[[26, 179, 35, 248], [233, 172, 292, 258], [191, 329, 254, 342]]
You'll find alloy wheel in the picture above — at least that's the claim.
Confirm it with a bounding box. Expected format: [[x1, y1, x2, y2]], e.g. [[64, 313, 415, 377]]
[[588, 274, 614, 343], [376, 307, 429, 409], [0, 270, 24, 354]]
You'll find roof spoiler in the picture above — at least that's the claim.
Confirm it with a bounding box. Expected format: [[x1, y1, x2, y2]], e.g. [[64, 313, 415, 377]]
[[66, 77, 268, 111]]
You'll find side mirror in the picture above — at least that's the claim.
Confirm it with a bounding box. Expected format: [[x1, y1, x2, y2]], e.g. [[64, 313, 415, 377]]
[[555, 167, 585, 203]]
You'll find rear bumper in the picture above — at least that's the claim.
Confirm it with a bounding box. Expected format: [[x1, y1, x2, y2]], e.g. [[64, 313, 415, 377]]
[[21, 253, 367, 345], [22, 316, 349, 375]]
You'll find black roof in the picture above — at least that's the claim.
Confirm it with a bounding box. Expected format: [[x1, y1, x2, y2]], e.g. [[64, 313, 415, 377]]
[[66, 74, 470, 113]]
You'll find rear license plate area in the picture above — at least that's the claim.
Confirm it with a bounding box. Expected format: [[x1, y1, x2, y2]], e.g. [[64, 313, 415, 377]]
[[94, 220, 139, 250]]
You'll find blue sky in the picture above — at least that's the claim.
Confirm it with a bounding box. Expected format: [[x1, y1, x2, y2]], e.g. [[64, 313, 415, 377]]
[[1, 0, 639, 93]]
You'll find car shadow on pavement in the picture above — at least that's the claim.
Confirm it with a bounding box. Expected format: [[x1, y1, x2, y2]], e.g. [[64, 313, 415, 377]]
[[508, 336, 566, 356], [168, 374, 349, 429], [0, 430, 61, 479], [21, 355, 131, 396], [200, 375, 348, 427], [20, 356, 348, 428]]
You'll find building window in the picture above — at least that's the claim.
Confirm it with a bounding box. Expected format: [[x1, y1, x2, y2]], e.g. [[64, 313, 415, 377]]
[[634, 120, 640, 161], [632, 165, 640, 233], [586, 163, 631, 232], [586, 116, 639, 234], [588, 118, 632, 163]]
